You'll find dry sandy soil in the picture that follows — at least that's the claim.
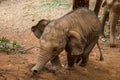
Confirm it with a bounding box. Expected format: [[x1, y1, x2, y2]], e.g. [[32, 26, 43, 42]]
[[0, 0, 120, 80]]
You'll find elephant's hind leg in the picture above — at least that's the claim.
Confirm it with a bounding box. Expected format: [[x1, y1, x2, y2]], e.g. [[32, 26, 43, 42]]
[[109, 11, 119, 47]]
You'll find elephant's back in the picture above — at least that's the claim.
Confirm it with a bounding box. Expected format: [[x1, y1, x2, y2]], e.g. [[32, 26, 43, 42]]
[[59, 8, 101, 37]]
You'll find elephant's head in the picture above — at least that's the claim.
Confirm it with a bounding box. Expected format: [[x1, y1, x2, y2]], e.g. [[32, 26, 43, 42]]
[[31, 38, 60, 73], [31, 21, 67, 73]]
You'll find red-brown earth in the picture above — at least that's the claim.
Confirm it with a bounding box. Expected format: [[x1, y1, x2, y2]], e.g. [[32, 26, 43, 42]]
[[0, 0, 120, 80]]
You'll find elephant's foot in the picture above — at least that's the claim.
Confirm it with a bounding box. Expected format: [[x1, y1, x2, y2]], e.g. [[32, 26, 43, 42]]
[[64, 64, 74, 70], [80, 60, 88, 67], [110, 44, 116, 48], [51, 65, 62, 71], [47, 64, 62, 73], [80, 63, 87, 67], [110, 37, 116, 48]]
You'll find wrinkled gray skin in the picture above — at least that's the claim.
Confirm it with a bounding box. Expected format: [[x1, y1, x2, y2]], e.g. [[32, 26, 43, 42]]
[[31, 8, 102, 73], [31, 19, 103, 69], [101, 0, 120, 47]]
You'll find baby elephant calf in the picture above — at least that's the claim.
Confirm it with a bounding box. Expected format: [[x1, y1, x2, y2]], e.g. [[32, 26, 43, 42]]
[[31, 8, 103, 74]]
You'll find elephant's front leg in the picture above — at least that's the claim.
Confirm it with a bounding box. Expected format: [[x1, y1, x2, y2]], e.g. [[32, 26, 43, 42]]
[[101, 9, 109, 37], [50, 55, 62, 71], [65, 53, 78, 70], [80, 38, 98, 67], [109, 11, 119, 47]]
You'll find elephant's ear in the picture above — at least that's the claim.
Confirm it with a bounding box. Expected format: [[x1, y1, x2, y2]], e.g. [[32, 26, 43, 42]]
[[68, 31, 85, 55], [69, 31, 80, 40], [31, 19, 51, 38], [32, 19, 50, 33], [37, 19, 50, 30]]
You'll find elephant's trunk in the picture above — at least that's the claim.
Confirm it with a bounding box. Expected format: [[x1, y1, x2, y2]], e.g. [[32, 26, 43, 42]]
[[31, 49, 53, 73]]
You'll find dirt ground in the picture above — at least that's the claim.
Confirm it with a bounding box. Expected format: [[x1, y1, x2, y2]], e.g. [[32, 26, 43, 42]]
[[0, 0, 120, 80]]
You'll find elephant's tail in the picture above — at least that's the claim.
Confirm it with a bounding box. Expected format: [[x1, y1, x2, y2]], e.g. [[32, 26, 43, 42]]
[[96, 41, 104, 61]]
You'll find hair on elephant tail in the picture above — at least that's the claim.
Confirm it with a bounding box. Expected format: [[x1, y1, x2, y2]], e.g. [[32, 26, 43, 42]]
[[96, 41, 104, 61]]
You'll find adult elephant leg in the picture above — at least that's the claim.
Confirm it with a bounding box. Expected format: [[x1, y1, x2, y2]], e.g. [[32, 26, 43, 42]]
[[72, 0, 89, 10], [50, 55, 62, 71], [94, 0, 103, 16], [80, 38, 98, 67], [101, 8, 109, 37], [109, 11, 119, 47]]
